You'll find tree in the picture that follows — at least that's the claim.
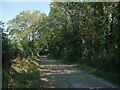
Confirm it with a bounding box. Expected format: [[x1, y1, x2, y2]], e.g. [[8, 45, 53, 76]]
[[7, 11, 47, 57], [1, 21, 12, 67], [46, 2, 119, 72]]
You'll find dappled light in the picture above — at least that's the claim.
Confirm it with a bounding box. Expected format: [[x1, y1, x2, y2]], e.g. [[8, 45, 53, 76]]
[[2, 2, 120, 89], [40, 64, 79, 75], [2, 57, 41, 88], [41, 77, 49, 82], [40, 57, 117, 88]]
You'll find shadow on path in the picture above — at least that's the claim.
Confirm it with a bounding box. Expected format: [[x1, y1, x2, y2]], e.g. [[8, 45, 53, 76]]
[[40, 56, 117, 88]]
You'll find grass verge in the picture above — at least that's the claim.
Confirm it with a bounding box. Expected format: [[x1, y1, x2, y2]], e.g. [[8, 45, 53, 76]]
[[76, 64, 120, 87], [2, 56, 41, 88]]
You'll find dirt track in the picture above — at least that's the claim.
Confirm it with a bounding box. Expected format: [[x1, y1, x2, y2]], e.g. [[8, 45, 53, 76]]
[[40, 56, 117, 88]]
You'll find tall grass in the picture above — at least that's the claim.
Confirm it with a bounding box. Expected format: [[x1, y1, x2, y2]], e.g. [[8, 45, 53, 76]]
[[2, 56, 41, 89]]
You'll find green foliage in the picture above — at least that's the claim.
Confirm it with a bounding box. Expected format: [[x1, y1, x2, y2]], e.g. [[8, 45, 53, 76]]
[[1, 21, 12, 67], [7, 11, 47, 57], [2, 56, 41, 88], [2, 2, 120, 87], [46, 2, 120, 72]]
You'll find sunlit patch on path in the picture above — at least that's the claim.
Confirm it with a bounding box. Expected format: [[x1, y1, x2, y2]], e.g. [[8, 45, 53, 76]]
[[40, 56, 117, 88]]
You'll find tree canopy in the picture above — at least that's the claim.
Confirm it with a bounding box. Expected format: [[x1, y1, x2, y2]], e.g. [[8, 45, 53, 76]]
[[2, 2, 120, 73]]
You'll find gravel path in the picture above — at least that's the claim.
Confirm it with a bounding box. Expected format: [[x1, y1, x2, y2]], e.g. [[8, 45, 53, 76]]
[[40, 56, 117, 88]]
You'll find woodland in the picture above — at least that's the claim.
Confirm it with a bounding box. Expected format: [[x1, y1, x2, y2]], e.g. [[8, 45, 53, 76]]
[[1, 2, 120, 88]]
